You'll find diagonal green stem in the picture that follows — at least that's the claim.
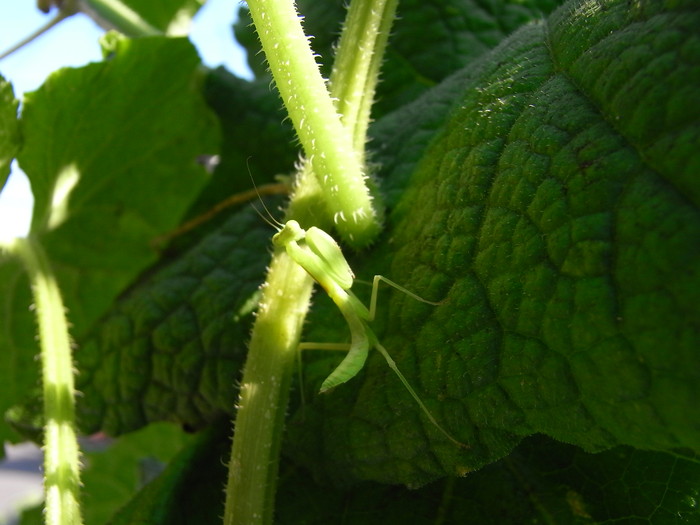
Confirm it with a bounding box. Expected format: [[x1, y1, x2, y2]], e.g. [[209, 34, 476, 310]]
[[0, 10, 73, 60], [0, 0, 160, 61], [81, 0, 160, 37], [243, 0, 381, 247], [9, 237, 83, 525]]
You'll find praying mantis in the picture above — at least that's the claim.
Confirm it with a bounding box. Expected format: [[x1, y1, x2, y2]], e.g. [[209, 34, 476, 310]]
[[272, 219, 467, 448]]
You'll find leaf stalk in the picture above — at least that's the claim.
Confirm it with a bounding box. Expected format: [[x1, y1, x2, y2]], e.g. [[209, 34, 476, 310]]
[[8, 237, 83, 525]]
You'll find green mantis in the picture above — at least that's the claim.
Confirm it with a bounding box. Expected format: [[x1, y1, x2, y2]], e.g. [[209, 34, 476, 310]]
[[272, 219, 467, 448]]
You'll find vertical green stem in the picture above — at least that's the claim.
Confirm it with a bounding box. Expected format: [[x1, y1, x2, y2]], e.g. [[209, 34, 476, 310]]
[[330, 0, 400, 159], [224, 1, 402, 523], [223, 251, 314, 525], [245, 0, 381, 247], [10, 237, 83, 525]]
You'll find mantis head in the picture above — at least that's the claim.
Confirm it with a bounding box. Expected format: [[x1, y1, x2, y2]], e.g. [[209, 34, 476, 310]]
[[272, 219, 306, 248]]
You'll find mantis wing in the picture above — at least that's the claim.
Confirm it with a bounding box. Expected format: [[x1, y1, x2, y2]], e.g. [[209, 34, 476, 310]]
[[305, 226, 354, 290]]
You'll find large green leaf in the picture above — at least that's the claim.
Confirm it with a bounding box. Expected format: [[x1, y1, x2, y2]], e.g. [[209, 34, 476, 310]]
[[105, 419, 227, 525], [82, 423, 194, 525], [85, 432, 700, 524], [9, 0, 698, 521], [59, 0, 698, 482], [75, 205, 272, 435], [0, 35, 218, 444], [18, 34, 217, 339], [286, 0, 700, 485], [64, 0, 571, 443], [60, 3, 700, 484]]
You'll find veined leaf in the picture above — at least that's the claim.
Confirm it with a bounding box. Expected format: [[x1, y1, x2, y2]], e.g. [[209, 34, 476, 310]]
[[0, 35, 218, 444], [287, 0, 700, 485], [9, 0, 698, 522]]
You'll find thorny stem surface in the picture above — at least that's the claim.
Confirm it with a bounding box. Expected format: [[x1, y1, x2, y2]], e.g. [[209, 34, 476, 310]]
[[224, 1, 401, 524], [242, 0, 381, 247]]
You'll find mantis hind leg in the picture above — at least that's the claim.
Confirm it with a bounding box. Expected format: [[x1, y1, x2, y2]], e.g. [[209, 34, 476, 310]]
[[299, 340, 468, 448], [372, 341, 468, 449], [368, 275, 444, 321]]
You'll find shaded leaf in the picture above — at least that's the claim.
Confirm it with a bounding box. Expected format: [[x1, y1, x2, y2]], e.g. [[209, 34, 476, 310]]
[[284, 437, 699, 524], [0, 260, 37, 446], [287, 0, 700, 485], [184, 69, 296, 227], [105, 419, 227, 525], [82, 423, 193, 525], [75, 206, 272, 435], [103, 431, 700, 524]]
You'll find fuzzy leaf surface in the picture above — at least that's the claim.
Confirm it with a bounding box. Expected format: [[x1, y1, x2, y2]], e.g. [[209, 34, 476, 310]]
[[286, 0, 700, 485], [75, 207, 271, 435], [66, 0, 572, 449], [64, 0, 700, 486]]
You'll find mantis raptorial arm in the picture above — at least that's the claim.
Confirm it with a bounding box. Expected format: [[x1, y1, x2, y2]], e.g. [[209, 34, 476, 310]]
[[273, 220, 468, 448]]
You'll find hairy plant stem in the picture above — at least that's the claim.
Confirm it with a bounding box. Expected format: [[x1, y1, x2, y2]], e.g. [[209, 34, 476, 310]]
[[223, 251, 313, 525], [9, 237, 83, 525], [243, 0, 381, 247], [224, 1, 400, 523], [224, 166, 323, 525], [330, 0, 399, 160]]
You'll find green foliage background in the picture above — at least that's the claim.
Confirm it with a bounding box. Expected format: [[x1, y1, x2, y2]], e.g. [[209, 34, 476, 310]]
[[1, 0, 698, 523]]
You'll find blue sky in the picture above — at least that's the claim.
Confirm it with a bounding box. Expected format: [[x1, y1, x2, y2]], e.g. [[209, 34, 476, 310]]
[[0, 0, 252, 239]]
